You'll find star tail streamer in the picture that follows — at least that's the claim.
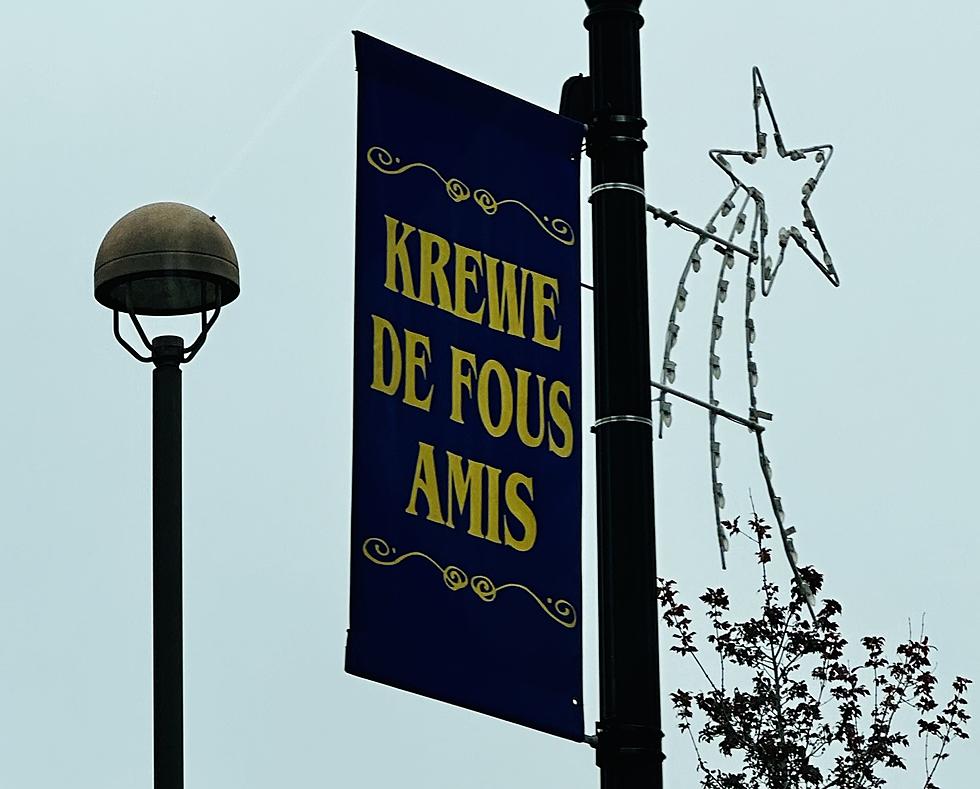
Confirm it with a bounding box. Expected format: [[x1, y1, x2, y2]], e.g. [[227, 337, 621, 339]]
[[706, 191, 753, 569]]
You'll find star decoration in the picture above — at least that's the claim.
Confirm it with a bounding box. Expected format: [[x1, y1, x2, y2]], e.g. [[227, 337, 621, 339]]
[[651, 66, 842, 613], [709, 67, 838, 295]]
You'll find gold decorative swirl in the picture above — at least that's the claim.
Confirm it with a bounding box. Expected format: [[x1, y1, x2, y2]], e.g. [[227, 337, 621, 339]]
[[361, 537, 577, 629], [367, 146, 471, 203], [362, 537, 468, 592], [472, 189, 574, 246], [470, 575, 577, 629], [545, 217, 574, 246], [442, 565, 468, 592], [366, 146, 574, 246], [470, 574, 497, 601], [444, 178, 470, 203], [473, 188, 499, 215]]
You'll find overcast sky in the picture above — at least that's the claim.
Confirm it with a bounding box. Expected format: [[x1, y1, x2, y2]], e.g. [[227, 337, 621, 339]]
[[1, 1, 977, 787]]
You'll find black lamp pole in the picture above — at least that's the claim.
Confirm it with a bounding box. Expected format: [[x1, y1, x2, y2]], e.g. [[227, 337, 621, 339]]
[[94, 202, 240, 789], [152, 335, 185, 788], [584, 2, 664, 787]]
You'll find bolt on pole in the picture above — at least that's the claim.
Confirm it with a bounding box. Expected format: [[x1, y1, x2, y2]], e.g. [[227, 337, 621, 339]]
[[584, 1, 665, 787]]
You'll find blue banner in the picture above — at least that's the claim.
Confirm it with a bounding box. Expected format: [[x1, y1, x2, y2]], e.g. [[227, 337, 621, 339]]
[[347, 33, 585, 741]]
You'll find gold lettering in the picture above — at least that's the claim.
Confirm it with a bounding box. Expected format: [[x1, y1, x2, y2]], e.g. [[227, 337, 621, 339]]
[[531, 273, 561, 350], [418, 229, 453, 310], [384, 216, 417, 299], [370, 314, 401, 395], [484, 464, 502, 544], [402, 330, 433, 411], [485, 256, 530, 338], [405, 442, 445, 524], [477, 358, 514, 438], [503, 473, 536, 551], [515, 369, 547, 448], [453, 244, 486, 324], [547, 381, 574, 458], [446, 452, 484, 538], [449, 346, 478, 424], [383, 218, 564, 351]]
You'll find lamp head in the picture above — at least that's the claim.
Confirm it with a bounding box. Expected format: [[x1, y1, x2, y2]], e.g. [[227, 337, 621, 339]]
[[94, 202, 239, 316]]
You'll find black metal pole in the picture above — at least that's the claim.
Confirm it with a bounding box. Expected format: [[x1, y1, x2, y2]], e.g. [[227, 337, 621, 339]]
[[584, 2, 664, 787], [152, 335, 184, 789]]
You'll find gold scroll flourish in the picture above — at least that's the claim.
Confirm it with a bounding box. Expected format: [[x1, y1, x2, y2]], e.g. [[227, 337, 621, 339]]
[[473, 188, 575, 247], [361, 537, 577, 629], [366, 146, 574, 246], [470, 575, 577, 629], [362, 536, 467, 591], [367, 146, 470, 203]]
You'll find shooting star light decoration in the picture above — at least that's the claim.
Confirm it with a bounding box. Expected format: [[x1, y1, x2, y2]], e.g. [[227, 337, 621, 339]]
[[648, 67, 839, 610]]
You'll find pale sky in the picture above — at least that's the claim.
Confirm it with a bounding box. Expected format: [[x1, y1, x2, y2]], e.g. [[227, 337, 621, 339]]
[[1, 1, 977, 787]]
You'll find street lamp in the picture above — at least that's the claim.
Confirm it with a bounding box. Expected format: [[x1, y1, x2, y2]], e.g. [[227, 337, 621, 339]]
[[94, 202, 240, 788]]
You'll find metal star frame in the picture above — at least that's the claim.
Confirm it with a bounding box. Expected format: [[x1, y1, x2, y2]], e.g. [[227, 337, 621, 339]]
[[648, 67, 840, 615], [709, 66, 838, 294]]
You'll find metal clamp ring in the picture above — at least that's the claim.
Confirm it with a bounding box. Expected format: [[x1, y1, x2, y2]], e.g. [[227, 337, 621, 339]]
[[591, 414, 654, 433], [589, 182, 645, 202]]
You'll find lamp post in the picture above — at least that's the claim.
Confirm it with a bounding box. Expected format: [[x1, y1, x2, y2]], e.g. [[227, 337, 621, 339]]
[[94, 202, 240, 788], [583, 2, 665, 788]]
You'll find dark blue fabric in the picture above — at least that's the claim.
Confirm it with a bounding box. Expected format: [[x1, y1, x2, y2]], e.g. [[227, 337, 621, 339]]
[[347, 33, 585, 741]]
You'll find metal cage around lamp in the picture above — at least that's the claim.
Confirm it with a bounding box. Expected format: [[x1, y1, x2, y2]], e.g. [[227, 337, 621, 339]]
[[94, 201, 240, 362]]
